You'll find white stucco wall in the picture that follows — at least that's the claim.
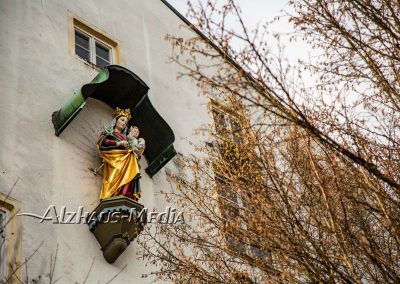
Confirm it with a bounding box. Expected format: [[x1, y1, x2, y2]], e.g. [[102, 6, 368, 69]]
[[0, 0, 211, 282]]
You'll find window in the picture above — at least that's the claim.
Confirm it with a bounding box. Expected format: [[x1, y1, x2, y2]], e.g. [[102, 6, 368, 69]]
[[211, 105, 249, 171], [211, 103, 269, 260], [215, 174, 247, 252], [215, 174, 248, 229], [211, 104, 246, 222], [74, 29, 112, 68], [216, 175, 270, 260], [212, 107, 242, 144], [0, 195, 21, 283], [216, 175, 240, 223], [69, 14, 121, 68]]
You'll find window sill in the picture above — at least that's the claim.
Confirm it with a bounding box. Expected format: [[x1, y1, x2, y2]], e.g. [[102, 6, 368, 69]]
[[74, 55, 103, 71]]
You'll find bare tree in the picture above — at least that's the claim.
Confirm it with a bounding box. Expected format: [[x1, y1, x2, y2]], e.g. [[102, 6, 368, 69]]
[[139, 0, 400, 283]]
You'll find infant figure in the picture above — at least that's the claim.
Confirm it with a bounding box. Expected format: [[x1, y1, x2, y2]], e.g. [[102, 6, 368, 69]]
[[127, 126, 146, 158]]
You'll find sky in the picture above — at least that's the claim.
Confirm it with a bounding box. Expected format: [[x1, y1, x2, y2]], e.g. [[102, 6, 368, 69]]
[[168, 0, 291, 29], [167, 0, 309, 70]]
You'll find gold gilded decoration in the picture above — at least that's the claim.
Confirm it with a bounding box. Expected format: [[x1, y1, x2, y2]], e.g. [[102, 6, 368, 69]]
[[114, 107, 132, 120], [122, 232, 131, 239], [96, 134, 139, 199]]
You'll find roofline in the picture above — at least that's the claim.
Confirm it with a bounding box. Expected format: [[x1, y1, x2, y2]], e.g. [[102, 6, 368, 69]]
[[159, 0, 222, 51], [159, 0, 193, 29]]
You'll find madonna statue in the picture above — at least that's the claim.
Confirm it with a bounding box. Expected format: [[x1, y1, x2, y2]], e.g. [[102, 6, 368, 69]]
[[96, 108, 142, 201]]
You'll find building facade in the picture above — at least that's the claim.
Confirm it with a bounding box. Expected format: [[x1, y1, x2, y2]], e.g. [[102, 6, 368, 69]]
[[0, 0, 212, 282]]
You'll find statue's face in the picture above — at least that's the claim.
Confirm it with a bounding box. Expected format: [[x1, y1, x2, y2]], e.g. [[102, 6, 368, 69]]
[[130, 126, 139, 138], [115, 116, 128, 131]]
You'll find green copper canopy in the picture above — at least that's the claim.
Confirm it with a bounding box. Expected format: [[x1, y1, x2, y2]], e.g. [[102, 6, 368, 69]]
[[52, 65, 176, 177]]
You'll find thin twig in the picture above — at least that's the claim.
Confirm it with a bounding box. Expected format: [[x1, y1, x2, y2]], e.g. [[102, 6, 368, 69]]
[[82, 256, 95, 284], [104, 264, 128, 284]]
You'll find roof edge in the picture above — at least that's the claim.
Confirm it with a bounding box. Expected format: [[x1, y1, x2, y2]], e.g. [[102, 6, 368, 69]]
[[160, 0, 225, 56]]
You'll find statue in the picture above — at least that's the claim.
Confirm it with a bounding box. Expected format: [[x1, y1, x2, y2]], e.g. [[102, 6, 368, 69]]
[[96, 108, 145, 201], [89, 108, 147, 264], [127, 126, 146, 158]]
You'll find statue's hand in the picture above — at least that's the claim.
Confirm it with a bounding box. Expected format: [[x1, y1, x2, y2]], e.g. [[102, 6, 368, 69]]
[[117, 140, 129, 147]]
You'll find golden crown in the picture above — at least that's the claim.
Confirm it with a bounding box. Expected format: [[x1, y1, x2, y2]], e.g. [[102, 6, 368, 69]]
[[114, 107, 132, 120]]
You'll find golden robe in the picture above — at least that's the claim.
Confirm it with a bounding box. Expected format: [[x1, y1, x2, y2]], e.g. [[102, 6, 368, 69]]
[[97, 134, 140, 200]]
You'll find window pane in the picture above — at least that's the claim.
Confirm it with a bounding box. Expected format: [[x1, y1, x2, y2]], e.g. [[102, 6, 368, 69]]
[[212, 109, 227, 135], [219, 185, 240, 223], [250, 245, 269, 261], [75, 31, 89, 49], [225, 235, 247, 253], [220, 187, 238, 204], [96, 57, 109, 68], [75, 45, 90, 61], [95, 42, 110, 61], [230, 120, 242, 144]]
